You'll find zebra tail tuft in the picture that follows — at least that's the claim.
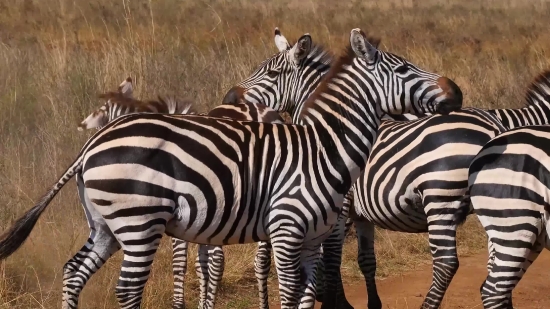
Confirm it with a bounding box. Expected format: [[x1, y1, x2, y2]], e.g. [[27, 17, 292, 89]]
[[0, 160, 83, 260], [454, 193, 472, 227]]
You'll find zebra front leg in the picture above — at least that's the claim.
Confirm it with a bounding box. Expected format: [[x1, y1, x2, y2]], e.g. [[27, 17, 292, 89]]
[[319, 213, 354, 309], [255, 241, 273, 309], [204, 245, 225, 309], [271, 231, 321, 309], [354, 218, 381, 309], [171, 238, 188, 309], [62, 225, 120, 309], [195, 245, 210, 309]]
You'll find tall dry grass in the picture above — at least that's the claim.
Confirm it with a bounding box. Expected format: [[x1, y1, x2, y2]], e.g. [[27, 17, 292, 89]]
[[0, 0, 549, 308]]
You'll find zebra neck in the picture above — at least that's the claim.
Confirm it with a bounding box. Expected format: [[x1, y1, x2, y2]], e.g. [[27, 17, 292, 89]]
[[301, 72, 379, 192]]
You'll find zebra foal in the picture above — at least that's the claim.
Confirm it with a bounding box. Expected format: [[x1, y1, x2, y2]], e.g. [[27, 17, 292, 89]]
[[0, 28, 462, 309]]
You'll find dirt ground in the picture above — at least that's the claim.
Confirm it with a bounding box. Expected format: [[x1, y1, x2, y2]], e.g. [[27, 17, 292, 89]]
[[273, 250, 550, 309]]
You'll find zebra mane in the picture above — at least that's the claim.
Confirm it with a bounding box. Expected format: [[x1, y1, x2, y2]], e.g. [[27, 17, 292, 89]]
[[301, 42, 333, 66], [298, 34, 382, 120], [98, 91, 197, 114], [523, 69, 550, 108]]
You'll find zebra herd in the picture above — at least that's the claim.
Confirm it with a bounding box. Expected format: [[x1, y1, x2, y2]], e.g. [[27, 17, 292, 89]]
[[0, 25, 549, 309]]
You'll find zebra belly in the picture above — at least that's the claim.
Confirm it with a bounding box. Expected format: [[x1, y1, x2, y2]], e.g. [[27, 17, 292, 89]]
[[359, 191, 429, 233]]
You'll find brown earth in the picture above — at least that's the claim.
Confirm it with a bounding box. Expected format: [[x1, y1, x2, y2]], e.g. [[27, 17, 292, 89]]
[[273, 250, 550, 309]]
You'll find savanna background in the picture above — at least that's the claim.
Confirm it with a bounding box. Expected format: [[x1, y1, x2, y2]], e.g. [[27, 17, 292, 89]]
[[1, 0, 549, 308]]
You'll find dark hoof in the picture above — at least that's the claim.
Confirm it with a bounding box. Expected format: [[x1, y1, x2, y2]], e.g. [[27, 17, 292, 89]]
[[319, 298, 354, 309], [316, 293, 324, 303], [368, 299, 382, 309]]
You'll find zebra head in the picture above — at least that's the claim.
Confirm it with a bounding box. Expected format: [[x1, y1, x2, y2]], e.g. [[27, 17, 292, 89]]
[[77, 77, 134, 131], [222, 28, 332, 120], [349, 29, 462, 115]]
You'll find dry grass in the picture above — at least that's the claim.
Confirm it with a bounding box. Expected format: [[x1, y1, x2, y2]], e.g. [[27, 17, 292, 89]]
[[0, 0, 549, 308]]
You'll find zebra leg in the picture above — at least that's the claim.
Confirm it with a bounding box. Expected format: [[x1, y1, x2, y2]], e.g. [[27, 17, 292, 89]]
[[62, 173, 121, 309], [421, 202, 461, 309], [299, 245, 323, 309], [255, 241, 272, 309], [319, 212, 354, 309], [480, 236, 543, 309], [204, 245, 225, 309], [171, 238, 188, 309], [354, 218, 381, 309], [62, 224, 120, 309], [195, 245, 210, 309], [271, 233, 321, 309], [114, 229, 165, 309]]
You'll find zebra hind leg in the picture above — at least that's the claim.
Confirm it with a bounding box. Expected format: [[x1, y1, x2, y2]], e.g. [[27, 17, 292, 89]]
[[63, 173, 121, 309], [255, 241, 273, 309], [204, 245, 225, 309], [171, 238, 188, 309], [421, 222, 459, 309], [195, 245, 210, 309], [111, 219, 166, 309], [480, 236, 543, 309], [62, 225, 120, 309]]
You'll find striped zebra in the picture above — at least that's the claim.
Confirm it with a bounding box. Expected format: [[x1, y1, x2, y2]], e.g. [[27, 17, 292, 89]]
[[223, 28, 427, 309], [454, 124, 550, 309], [0, 28, 462, 309], [351, 69, 550, 309], [77, 77, 286, 308]]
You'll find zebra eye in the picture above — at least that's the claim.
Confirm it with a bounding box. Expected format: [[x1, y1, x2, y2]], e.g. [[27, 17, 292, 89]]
[[394, 65, 409, 74]]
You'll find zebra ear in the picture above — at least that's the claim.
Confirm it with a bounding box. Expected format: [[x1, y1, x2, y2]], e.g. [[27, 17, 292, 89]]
[[118, 77, 134, 98], [274, 27, 290, 52], [350, 28, 377, 63], [289, 34, 312, 65]]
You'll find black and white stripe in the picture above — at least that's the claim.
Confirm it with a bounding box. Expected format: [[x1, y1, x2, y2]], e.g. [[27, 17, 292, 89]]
[[0, 28, 462, 309], [454, 124, 550, 309], [350, 70, 550, 309]]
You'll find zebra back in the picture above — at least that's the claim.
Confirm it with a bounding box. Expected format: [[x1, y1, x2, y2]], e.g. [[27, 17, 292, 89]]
[[490, 70, 550, 129]]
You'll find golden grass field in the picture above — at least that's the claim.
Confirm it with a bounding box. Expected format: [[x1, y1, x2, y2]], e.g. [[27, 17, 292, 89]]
[[1, 0, 549, 308]]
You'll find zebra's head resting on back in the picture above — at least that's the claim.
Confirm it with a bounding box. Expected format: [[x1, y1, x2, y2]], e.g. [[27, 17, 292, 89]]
[[77, 77, 195, 131], [222, 27, 333, 122], [346, 28, 462, 116], [299, 29, 463, 124]]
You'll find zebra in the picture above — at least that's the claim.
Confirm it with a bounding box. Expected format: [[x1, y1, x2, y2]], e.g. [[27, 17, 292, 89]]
[[350, 69, 550, 309], [222, 27, 428, 309], [77, 77, 286, 309], [454, 124, 550, 308], [78, 77, 196, 131], [0, 28, 462, 309]]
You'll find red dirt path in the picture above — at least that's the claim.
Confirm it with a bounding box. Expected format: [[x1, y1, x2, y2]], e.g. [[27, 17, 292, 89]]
[[273, 250, 550, 308]]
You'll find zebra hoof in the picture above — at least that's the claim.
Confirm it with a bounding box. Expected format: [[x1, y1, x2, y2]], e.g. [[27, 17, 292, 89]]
[[316, 292, 324, 303]]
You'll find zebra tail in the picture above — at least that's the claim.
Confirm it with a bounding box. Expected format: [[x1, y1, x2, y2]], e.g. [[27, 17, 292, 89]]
[[0, 158, 83, 260], [454, 193, 472, 227]]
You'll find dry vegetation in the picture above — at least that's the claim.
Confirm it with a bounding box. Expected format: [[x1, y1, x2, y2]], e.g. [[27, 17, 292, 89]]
[[0, 0, 549, 308]]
